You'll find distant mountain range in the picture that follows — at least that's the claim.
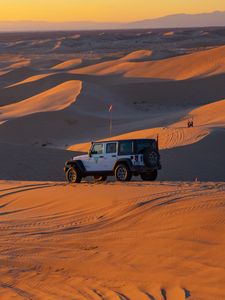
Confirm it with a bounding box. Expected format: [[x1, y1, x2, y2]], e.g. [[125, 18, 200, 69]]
[[1, 11, 225, 32]]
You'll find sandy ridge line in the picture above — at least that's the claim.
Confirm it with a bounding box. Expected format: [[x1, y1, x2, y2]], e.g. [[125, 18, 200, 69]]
[[0, 80, 82, 124]]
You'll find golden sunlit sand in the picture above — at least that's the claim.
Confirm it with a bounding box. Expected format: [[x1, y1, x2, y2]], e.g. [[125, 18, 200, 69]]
[[71, 46, 225, 80], [51, 58, 82, 70], [0, 81, 82, 124], [0, 181, 225, 299]]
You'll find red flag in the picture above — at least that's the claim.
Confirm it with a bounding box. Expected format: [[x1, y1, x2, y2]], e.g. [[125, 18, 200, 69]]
[[109, 104, 113, 112]]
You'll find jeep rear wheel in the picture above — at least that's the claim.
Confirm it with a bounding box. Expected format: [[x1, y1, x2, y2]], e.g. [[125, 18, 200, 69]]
[[115, 164, 132, 182], [93, 175, 107, 182], [66, 167, 82, 183], [140, 170, 158, 181]]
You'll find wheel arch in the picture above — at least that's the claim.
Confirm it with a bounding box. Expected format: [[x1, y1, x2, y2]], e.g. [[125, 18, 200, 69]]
[[113, 158, 133, 173], [66, 160, 86, 176]]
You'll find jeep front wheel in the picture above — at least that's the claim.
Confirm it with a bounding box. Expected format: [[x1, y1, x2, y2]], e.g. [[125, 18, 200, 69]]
[[115, 164, 132, 182], [66, 167, 82, 183], [140, 170, 158, 181], [93, 175, 107, 182]]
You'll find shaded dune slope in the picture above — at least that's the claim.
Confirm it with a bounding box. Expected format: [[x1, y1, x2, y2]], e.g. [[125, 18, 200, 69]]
[[0, 143, 79, 181], [160, 129, 225, 181], [0, 67, 37, 89]]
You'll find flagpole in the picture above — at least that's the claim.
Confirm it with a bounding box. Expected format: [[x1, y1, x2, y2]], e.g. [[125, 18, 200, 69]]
[[109, 104, 113, 137], [109, 109, 112, 137]]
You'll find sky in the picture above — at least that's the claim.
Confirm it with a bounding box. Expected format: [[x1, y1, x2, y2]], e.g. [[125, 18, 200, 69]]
[[1, 0, 225, 22]]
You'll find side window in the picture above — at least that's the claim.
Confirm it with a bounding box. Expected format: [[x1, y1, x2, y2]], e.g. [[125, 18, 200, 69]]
[[118, 141, 133, 155], [91, 143, 103, 155], [135, 140, 156, 154], [106, 143, 117, 154]]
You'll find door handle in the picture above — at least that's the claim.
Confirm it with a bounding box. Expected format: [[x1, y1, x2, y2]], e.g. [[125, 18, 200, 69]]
[[99, 156, 104, 158], [112, 155, 116, 157]]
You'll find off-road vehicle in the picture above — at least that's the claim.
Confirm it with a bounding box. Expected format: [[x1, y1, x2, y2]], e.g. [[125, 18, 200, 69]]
[[64, 139, 161, 183]]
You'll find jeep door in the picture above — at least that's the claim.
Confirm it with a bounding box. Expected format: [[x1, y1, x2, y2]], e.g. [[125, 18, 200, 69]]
[[84, 143, 105, 171], [103, 142, 118, 170]]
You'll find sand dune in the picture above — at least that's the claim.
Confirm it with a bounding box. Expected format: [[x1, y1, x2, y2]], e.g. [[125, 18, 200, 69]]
[[31, 39, 52, 46], [68, 126, 209, 153], [0, 56, 24, 70], [1, 72, 78, 105], [71, 46, 225, 80], [0, 70, 10, 76], [0, 80, 82, 124], [7, 73, 56, 88], [163, 31, 174, 36], [66, 93, 225, 181], [51, 58, 82, 70], [0, 55, 31, 72], [120, 49, 152, 61], [0, 180, 225, 299], [52, 40, 62, 50], [7, 58, 31, 69], [160, 129, 225, 181], [0, 67, 37, 89], [1, 52, 225, 156], [1, 73, 182, 146], [69, 34, 81, 39], [68, 95, 225, 153], [190, 98, 225, 127], [69, 50, 153, 76], [2, 70, 225, 147]]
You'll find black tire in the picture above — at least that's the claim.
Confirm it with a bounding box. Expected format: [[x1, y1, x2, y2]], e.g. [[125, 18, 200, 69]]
[[93, 175, 107, 182], [140, 170, 158, 181], [66, 167, 82, 183], [115, 164, 132, 182], [143, 148, 159, 168]]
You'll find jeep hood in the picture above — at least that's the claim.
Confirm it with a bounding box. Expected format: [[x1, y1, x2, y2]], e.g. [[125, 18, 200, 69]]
[[72, 154, 89, 161]]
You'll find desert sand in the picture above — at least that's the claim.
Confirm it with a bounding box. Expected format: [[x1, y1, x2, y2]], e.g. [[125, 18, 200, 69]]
[[0, 28, 225, 299], [1, 181, 225, 299]]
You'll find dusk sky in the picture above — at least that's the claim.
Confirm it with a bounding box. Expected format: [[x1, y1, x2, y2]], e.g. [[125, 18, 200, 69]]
[[1, 0, 225, 22]]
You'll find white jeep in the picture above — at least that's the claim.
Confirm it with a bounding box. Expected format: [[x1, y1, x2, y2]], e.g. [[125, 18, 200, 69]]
[[64, 139, 161, 183]]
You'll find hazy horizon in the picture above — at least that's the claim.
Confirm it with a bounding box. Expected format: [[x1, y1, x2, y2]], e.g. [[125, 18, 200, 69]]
[[0, 10, 225, 32], [1, 10, 225, 23]]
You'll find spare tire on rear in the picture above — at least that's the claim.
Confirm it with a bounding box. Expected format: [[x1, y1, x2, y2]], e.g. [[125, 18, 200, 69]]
[[143, 148, 159, 168]]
